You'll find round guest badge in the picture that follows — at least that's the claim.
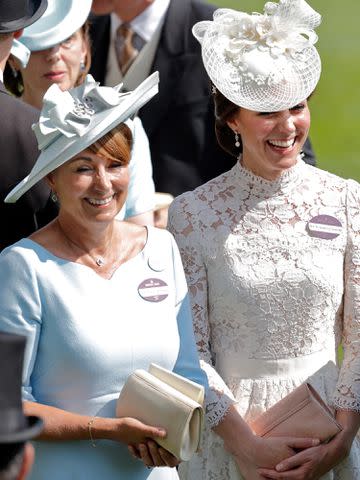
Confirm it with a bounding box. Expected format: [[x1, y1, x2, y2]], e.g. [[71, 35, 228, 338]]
[[138, 278, 169, 303], [307, 214, 342, 240]]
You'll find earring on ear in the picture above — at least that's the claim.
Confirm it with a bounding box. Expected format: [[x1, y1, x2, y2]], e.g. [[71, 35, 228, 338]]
[[51, 191, 58, 203], [234, 132, 241, 148], [80, 59, 86, 72], [9, 63, 19, 78]]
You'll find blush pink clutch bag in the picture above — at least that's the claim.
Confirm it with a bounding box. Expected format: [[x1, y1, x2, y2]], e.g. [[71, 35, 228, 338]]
[[249, 383, 342, 443]]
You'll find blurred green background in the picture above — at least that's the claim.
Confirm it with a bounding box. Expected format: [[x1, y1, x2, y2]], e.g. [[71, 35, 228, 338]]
[[207, 0, 360, 182]]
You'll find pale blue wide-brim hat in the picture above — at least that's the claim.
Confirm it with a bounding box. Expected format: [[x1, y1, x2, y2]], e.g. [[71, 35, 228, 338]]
[[5, 72, 160, 203], [18, 0, 92, 52]]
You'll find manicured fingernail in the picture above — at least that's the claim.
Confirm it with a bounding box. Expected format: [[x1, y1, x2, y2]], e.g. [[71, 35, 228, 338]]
[[276, 463, 284, 471], [313, 439, 320, 445]]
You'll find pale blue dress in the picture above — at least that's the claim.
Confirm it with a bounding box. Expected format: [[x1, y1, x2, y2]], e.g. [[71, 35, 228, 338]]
[[0, 226, 206, 480]]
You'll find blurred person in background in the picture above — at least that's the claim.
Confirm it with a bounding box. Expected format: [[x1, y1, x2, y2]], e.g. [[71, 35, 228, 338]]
[[0, 0, 58, 251]]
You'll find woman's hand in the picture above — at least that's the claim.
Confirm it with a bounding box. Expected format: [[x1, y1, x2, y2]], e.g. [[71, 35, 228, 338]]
[[110, 417, 180, 467], [213, 404, 319, 478], [128, 441, 180, 468], [232, 435, 319, 478], [106, 417, 167, 445], [257, 429, 354, 479]]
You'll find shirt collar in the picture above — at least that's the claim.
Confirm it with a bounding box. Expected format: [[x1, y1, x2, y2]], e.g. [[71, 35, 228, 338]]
[[111, 0, 170, 43]]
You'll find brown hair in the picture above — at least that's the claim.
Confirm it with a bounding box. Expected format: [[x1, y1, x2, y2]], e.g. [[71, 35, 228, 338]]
[[0, 32, 12, 40], [213, 84, 242, 158], [4, 22, 92, 97], [89, 123, 133, 166]]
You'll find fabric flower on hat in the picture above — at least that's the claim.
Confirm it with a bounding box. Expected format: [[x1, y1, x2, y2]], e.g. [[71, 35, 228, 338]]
[[33, 75, 131, 150], [219, 0, 320, 83]]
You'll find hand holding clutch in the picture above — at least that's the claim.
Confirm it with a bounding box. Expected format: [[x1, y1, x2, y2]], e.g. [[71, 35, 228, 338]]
[[116, 363, 204, 461]]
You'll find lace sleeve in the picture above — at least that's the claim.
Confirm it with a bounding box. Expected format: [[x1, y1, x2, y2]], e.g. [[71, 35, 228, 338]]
[[168, 193, 236, 427], [333, 180, 360, 411]]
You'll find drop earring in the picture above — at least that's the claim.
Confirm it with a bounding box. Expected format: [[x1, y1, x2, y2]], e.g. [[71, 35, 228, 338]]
[[51, 191, 58, 203], [234, 132, 241, 148], [80, 59, 86, 71], [9, 64, 18, 78]]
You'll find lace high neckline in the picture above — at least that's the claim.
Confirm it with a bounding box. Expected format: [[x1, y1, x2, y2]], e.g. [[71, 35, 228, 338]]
[[234, 155, 306, 195]]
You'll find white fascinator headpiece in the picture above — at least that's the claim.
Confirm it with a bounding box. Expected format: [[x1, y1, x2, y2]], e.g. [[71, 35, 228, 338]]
[[193, 0, 321, 111]]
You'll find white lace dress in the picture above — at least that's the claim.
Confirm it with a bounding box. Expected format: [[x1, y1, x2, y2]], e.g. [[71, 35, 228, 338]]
[[168, 159, 360, 479]]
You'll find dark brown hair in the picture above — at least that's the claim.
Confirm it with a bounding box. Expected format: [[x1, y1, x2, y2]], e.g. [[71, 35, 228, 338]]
[[4, 22, 92, 97], [213, 83, 242, 158], [89, 123, 133, 166]]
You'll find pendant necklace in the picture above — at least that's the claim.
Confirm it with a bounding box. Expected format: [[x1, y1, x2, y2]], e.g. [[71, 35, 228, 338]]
[[57, 221, 113, 269]]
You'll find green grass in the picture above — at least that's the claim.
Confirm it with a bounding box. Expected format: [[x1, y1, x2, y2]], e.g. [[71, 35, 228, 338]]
[[206, 0, 360, 182]]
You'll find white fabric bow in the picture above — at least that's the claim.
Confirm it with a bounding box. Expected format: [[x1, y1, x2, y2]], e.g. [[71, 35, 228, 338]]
[[33, 74, 131, 150]]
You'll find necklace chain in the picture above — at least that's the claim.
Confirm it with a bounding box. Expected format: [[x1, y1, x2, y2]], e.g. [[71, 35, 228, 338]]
[[57, 221, 113, 269]]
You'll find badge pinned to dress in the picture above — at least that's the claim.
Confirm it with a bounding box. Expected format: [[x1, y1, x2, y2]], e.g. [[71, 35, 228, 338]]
[[138, 278, 169, 302], [307, 214, 342, 240]]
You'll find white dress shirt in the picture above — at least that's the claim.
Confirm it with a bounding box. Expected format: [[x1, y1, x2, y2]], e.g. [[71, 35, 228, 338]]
[[105, 0, 170, 87]]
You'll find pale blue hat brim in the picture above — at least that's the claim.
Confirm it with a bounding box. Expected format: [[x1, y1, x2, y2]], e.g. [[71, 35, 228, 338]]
[[5, 72, 159, 204], [19, 0, 92, 52]]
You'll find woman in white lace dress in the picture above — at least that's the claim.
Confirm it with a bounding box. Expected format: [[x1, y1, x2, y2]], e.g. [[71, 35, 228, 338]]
[[168, 1, 360, 479]]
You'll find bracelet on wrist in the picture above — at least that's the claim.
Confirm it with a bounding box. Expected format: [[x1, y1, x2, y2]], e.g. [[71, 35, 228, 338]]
[[88, 416, 98, 448]]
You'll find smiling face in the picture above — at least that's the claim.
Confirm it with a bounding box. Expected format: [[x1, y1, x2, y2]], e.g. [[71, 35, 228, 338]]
[[227, 101, 311, 180], [48, 151, 130, 227], [18, 29, 88, 109], [47, 124, 132, 228]]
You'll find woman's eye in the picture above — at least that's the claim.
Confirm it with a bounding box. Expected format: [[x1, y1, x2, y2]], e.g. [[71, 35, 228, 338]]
[[76, 166, 92, 173], [61, 35, 75, 47], [109, 162, 124, 169], [291, 104, 305, 112]]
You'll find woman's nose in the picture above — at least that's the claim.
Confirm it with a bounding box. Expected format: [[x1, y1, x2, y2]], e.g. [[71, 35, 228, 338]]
[[94, 169, 112, 191], [278, 113, 296, 134], [45, 44, 61, 61]]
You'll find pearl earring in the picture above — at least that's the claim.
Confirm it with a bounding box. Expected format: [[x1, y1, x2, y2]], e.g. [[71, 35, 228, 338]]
[[80, 60, 86, 71], [234, 132, 241, 148]]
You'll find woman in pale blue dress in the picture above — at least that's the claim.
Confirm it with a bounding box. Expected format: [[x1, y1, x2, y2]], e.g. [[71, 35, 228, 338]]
[[0, 72, 207, 479]]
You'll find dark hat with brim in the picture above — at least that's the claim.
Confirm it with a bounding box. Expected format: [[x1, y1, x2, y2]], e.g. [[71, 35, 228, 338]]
[[0, 0, 48, 34], [0, 332, 43, 444], [0, 414, 43, 444]]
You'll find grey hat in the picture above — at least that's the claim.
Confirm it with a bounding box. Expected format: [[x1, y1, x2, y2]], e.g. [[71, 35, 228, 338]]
[[0, 0, 48, 34]]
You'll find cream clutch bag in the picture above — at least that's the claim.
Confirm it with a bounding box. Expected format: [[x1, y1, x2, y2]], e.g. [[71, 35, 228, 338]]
[[116, 363, 205, 461], [249, 383, 342, 442]]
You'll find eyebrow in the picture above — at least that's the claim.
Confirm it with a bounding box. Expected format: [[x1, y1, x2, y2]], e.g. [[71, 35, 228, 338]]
[[69, 156, 94, 163]]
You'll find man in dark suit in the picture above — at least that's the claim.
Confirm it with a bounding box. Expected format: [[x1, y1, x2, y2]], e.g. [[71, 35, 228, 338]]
[[0, 0, 57, 251], [90, 0, 316, 197]]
